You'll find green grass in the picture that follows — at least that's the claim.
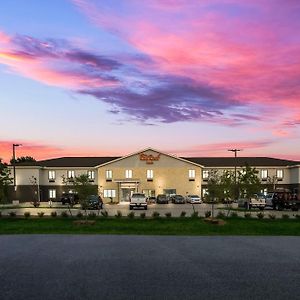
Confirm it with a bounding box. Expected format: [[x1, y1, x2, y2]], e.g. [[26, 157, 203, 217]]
[[0, 218, 299, 235]]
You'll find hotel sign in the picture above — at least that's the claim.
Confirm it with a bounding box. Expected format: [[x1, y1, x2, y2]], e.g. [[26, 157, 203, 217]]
[[140, 153, 160, 164]]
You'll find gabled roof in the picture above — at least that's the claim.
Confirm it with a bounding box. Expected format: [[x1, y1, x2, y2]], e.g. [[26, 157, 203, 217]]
[[183, 157, 300, 167]]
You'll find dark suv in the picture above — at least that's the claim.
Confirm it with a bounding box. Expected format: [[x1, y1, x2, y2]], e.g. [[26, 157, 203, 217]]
[[171, 195, 185, 204], [156, 194, 168, 204], [84, 195, 103, 210], [61, 193, 79, 205]]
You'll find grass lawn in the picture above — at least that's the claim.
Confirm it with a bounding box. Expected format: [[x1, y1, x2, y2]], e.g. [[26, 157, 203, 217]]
[[0, 217, 299, 235]]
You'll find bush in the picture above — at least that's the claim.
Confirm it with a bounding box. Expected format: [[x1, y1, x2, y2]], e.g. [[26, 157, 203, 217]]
[[257, 212, 264, 219], [51, 211, 57, 218], [37, 212, 44, 218], [165, 212, 172, 218], [76, 211, 83, 218], [127, 211, 135, 219], [140, 212, 146, 219], [24, 212, 31, 218], [216, 211, 225, 219], [0, 211, 2, 218], [244, 212, 252, 219], [152, 211, 160, 219], [295, 214, 300, 219], [115, 210, 122, 218], [204, 211, 210, 218], [101, 210, 108, 218], [88, 212, 97, 218], [9, 211, 16, 218], [268, 213, 276, 220], [282, 214, 290, 219], [180, 211, 186, 218], [61, 211, 69, 218], [230, 212, 238, 218]]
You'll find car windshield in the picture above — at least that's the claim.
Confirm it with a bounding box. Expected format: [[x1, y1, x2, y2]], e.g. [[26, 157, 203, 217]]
[[190, 195, 199, 198], [131, 194, 145, 198]]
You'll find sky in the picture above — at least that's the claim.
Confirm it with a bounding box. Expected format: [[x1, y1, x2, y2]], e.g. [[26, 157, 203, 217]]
[[0, 0, 300, 163]]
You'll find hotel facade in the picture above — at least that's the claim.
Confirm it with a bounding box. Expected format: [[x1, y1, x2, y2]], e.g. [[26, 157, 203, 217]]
[[8, 148, 300, 203]]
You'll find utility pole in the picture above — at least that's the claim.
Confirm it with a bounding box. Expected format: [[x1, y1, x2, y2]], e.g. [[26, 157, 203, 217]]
[[12, 143, 22, 198], [228, 149, 241, 200]]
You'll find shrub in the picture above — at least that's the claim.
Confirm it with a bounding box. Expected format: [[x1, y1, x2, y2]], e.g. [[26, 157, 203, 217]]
[[24, 212, 31, 218], [61, 211, 69, 218], [282, 214, 290, 219], [152, 211, 160, 219], [244, 212, 252, 219], [0, 211, 2, 218], [216, 211, 225, 219], [9, 211, 16, 218], [268, 213, 276, 220], [51, 211, 57, 218], [76, 211, 83, 218], [295, 214, 300, 219], [204, 211, 210, 218], [127, 211, 135, 219], [180, 211, 186, 218], [101, 210, 108, 218], [37, 212, 44, 218], [140, 212, 146, 219], [230, 212, 238, 218], [88, 212, 97, 218], [165, 212, 172, 218], [115, 210, 122, 218], [257, 212, 264, 219]]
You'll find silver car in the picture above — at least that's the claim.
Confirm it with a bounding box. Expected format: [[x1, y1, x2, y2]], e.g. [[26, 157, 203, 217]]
[[186, 195, 202, 204]]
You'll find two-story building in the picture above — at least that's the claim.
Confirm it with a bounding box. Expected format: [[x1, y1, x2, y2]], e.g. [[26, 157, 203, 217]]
[[7, 147, 300, 203]]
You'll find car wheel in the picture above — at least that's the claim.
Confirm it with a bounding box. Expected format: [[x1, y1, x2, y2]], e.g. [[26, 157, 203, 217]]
[[144, 206, 147, 210]]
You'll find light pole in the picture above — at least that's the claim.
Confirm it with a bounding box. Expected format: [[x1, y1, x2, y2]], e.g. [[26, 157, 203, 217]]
[[12, 143, 22, 196], [228, 149, 241, 200]]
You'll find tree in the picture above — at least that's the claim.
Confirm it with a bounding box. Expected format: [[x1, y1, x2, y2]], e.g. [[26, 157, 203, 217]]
[[238, 165, 261, 199], [10, 156, 36, 164], [0, 159, 12, 203], [62, 174, 97, 217], [28, 176, 40, 207], [219, 170, 236, 202]]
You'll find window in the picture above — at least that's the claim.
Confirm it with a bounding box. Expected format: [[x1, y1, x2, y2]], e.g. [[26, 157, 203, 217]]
[[276, 169, 283, 180], [106, 170, 113, 181], [87, 170, 95, 181], [48, 189, 56, 199], [67, 170, 75, 179], [147, 169, 153, 181], [104, 189, 116, 198], [189, 169, 195, 181], [125, 169, 132, 179], [203, 170, 209, 181], [261, 169, 268, 180], [202, 188, 209, 197], [48, 170, 55, 182]]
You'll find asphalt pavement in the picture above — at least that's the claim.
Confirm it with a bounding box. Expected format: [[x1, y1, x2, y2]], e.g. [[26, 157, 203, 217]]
[[1, 235, 300, 300]]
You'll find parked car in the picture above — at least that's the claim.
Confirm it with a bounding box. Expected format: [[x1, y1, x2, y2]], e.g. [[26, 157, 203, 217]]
[[61, 193, 79, 205], [83, 195, 103, 210], [171, 195, 185, 204], [156, 194, 168, 204], [147, 196, 156, 203], [265, 189, 299, 211], [186, 195, 202, 204], [129, 193, 147, 210], [238, 194, 266, 210]]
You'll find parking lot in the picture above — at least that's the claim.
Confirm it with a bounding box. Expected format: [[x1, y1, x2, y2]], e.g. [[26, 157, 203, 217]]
[[0, 202, 299, 218]]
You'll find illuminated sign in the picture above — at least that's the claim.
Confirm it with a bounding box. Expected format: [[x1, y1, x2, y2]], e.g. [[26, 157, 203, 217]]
[[140, 153, 160, 164]]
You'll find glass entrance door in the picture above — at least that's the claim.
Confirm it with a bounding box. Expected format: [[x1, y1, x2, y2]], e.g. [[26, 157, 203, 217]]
[[121, 188, 135, 202]]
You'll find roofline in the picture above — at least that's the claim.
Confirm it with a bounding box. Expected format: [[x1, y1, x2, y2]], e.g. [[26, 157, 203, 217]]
[[96, 147, 204, 168]]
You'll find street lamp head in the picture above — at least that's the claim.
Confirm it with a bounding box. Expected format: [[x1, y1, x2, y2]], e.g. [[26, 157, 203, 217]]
[[13, 143, 22, 147]]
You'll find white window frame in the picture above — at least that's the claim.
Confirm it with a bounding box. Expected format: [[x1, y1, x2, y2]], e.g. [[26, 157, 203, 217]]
[[125, 169, 133, 179], [276, 169, 283, 180], [104, 189, 116, 198], [203, 170, 209, 180], [48, 170, 56, 181], [87, 170, 95, 181], [67, 170, 75, 179], [48, 189, 56, 199], [106, 170, 113, 180], [147, 169, 153, 179], [261, 169, 268, 180], [189, 169, 195, 179]]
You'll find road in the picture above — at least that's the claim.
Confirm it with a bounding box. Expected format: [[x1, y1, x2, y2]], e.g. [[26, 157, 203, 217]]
[[1, 235, 300, 300]]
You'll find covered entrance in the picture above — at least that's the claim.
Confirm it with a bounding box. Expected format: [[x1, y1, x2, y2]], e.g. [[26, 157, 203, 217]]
[[115, 180, 140, 202]]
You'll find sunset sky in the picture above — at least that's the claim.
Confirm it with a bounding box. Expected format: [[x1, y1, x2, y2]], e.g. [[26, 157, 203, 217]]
[[1, 0, 300, 163]]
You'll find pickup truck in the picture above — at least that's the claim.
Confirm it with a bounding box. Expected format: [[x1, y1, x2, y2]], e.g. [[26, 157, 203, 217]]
[[238, 194, 266, 210], [265, 190, 299, 211], [129, 193, 147, 210]]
